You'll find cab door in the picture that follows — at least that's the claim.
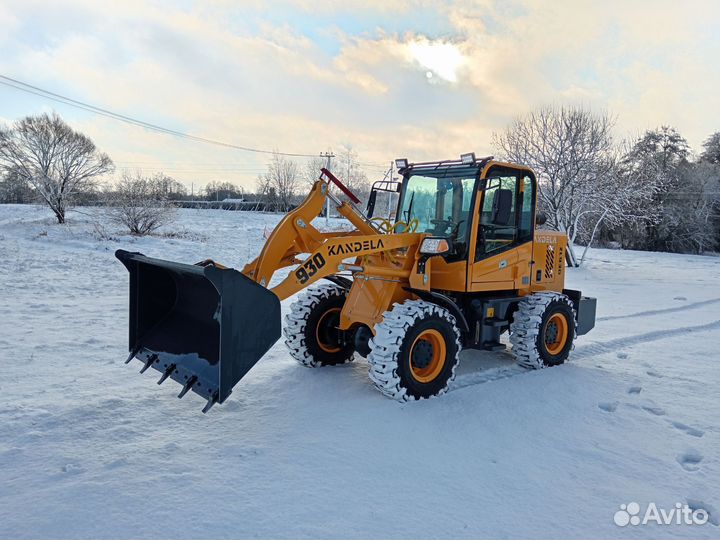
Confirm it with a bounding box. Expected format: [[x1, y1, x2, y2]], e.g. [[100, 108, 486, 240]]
[[468, 166, 535, 292]]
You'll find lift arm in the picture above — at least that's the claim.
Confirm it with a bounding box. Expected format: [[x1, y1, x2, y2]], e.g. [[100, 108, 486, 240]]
[[242, 173, 380, 288]]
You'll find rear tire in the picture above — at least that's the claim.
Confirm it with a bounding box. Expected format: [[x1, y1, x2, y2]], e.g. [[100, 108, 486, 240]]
[[509, 292, 576, 369], [368, 300, 461, 401], [284, 283, 355, 367]]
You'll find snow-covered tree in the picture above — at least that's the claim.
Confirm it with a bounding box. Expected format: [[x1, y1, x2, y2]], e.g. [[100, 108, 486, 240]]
[[335, 144, 369, 198], [0, 168, 35, 203], [301, 147, 371, 206], [618, 126, 693, 251], [257, 153, 299, 211], [0, 113, 113, 223], [493, 105, 642, 265], [107, 172, 176, 235], [664, 161, 720, 253], [700, 132, 720, 165], [301, 154, 332, 189]]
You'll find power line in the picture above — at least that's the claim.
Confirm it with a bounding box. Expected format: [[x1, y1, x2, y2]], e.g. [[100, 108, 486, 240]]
[[0, 75, 328, 159]]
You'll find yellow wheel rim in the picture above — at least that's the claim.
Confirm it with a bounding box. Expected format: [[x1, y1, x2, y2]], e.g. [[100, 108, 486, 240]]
[[409, 329, 446, 383], [315, 307, 342, 353], [544, 313, 569, 355]]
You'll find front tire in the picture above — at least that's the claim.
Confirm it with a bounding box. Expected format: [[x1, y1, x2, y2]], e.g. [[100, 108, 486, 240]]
[[368, 300, 461, 401], [509, 292, 576, 369], [284, 284, 355, 367]]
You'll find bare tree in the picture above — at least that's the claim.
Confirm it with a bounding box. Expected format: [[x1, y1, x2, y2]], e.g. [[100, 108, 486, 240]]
[[0, 168, 35, 203], [302, 155, 329, 189], [0, 112, 113, 223], [493, 105, 646, 265], [147, 173, 188, 201], [203, 180, 243, 201], [107, 172, 176, 235], [258, 153, 299, 211], [255, 171, 275, 211], [335, 144, 369, 201]]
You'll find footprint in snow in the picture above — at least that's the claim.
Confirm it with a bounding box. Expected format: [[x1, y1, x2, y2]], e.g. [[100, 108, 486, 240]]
[[674, 296, 688, 301], [672, 421, 705, 438], [646, 370, 663, 378], [677, 450, 703, 472], [641, 405, 666, 416], [627, 386, 642, 395], [598, 401, 619, 413], [617, 352, 629, 359], [687, 499, 719, 526], [61, 463, 84, 474]]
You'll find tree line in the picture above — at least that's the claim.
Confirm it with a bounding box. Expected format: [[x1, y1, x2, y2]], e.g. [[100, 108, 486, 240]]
[[0, 113, 372, 216], [494, 106, 720, 261], [1, 110, 718, 256]]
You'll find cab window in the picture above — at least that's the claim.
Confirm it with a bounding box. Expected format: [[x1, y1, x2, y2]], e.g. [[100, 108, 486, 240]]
[[518, 175, 534, 243], [398, 173, 476, 257], [475, 169, 535, 261]]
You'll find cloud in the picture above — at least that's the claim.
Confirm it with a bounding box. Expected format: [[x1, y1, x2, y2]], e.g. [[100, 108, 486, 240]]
[[0, 0, 718, 191]]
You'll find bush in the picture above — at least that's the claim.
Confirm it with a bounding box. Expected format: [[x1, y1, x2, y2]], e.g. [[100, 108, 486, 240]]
[[107, 173, 176, 235]]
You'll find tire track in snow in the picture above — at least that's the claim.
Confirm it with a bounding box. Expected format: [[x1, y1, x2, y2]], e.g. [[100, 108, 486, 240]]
[[572, 319, 720, 359], [451, 319, 720, 392], [450, 364, 525, 391], [597, 297, 720, 322]]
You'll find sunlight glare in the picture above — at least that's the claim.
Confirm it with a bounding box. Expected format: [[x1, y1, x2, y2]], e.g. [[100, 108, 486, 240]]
[[408, 40, 464, 83]]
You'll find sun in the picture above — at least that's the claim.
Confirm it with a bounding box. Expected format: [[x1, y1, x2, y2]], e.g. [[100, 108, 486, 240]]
[[407, 39, 464, 83]]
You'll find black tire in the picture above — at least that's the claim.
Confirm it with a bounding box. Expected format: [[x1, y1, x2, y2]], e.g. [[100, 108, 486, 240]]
[[284, 284, 355, 367], [368, 300, 461, 401], [510, 292, 576, 369]]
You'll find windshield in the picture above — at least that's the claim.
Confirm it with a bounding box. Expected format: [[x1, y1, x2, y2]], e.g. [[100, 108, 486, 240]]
[[398, 173, 476, 242]]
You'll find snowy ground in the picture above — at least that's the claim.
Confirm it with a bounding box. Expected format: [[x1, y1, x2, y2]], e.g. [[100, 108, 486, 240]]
[[0, 204, 718, 539]]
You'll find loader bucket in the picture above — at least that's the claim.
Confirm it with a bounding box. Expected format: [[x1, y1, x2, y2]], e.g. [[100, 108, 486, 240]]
[[115, 250, 282, 412]]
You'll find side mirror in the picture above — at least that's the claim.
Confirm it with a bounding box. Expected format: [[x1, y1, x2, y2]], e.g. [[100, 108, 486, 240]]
[[366, 190, 378, 218], [491, 189, 513, 225], [535, 211, 547, 226]]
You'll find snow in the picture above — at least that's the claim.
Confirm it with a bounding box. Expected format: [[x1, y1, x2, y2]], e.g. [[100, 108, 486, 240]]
[[0, 203, 718, 539]]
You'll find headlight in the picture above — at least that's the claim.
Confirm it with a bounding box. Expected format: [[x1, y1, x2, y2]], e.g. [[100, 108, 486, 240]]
[[419, 237, 451, 255]]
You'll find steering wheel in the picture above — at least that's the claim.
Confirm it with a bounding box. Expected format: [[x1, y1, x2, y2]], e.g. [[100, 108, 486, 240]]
[[430, 218, 453, 235]]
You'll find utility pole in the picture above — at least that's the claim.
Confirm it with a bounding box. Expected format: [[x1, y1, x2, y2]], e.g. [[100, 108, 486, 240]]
[[320, 151, 335, 225]]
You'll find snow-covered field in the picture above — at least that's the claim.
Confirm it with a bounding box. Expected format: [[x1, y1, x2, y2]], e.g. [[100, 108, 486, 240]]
[[1, 204, 718, 539]]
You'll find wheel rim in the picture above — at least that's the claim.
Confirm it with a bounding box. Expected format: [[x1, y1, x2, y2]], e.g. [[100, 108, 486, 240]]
[[544, 313, 569, 355], [315, 307, 342, 353], [409, 329, 446, 383]]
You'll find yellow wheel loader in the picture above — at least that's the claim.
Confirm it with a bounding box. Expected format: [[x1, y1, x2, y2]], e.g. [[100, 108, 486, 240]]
[[117, 154, 596, 412]]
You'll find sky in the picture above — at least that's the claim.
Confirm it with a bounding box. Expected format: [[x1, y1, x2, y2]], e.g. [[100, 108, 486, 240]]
[[1, 0, 719, 192]]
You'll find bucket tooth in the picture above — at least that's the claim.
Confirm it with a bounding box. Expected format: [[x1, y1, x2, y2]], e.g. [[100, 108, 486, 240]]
[[157, 364, 176, 385], [125, 347, 140, 364], [177, 376, 197, 399], [202, 391, 219, 414], [139, 354, 158, 374]]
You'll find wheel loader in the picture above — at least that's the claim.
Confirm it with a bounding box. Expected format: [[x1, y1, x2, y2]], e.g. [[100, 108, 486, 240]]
[[117, 154, 596, 412]]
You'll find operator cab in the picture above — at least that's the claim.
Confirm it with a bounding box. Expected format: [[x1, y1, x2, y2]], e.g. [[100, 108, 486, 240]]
[[392, 154, 536, 263]]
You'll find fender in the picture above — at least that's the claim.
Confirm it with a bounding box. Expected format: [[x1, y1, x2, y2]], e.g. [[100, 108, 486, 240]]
[[404, 287, 470, 333]]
